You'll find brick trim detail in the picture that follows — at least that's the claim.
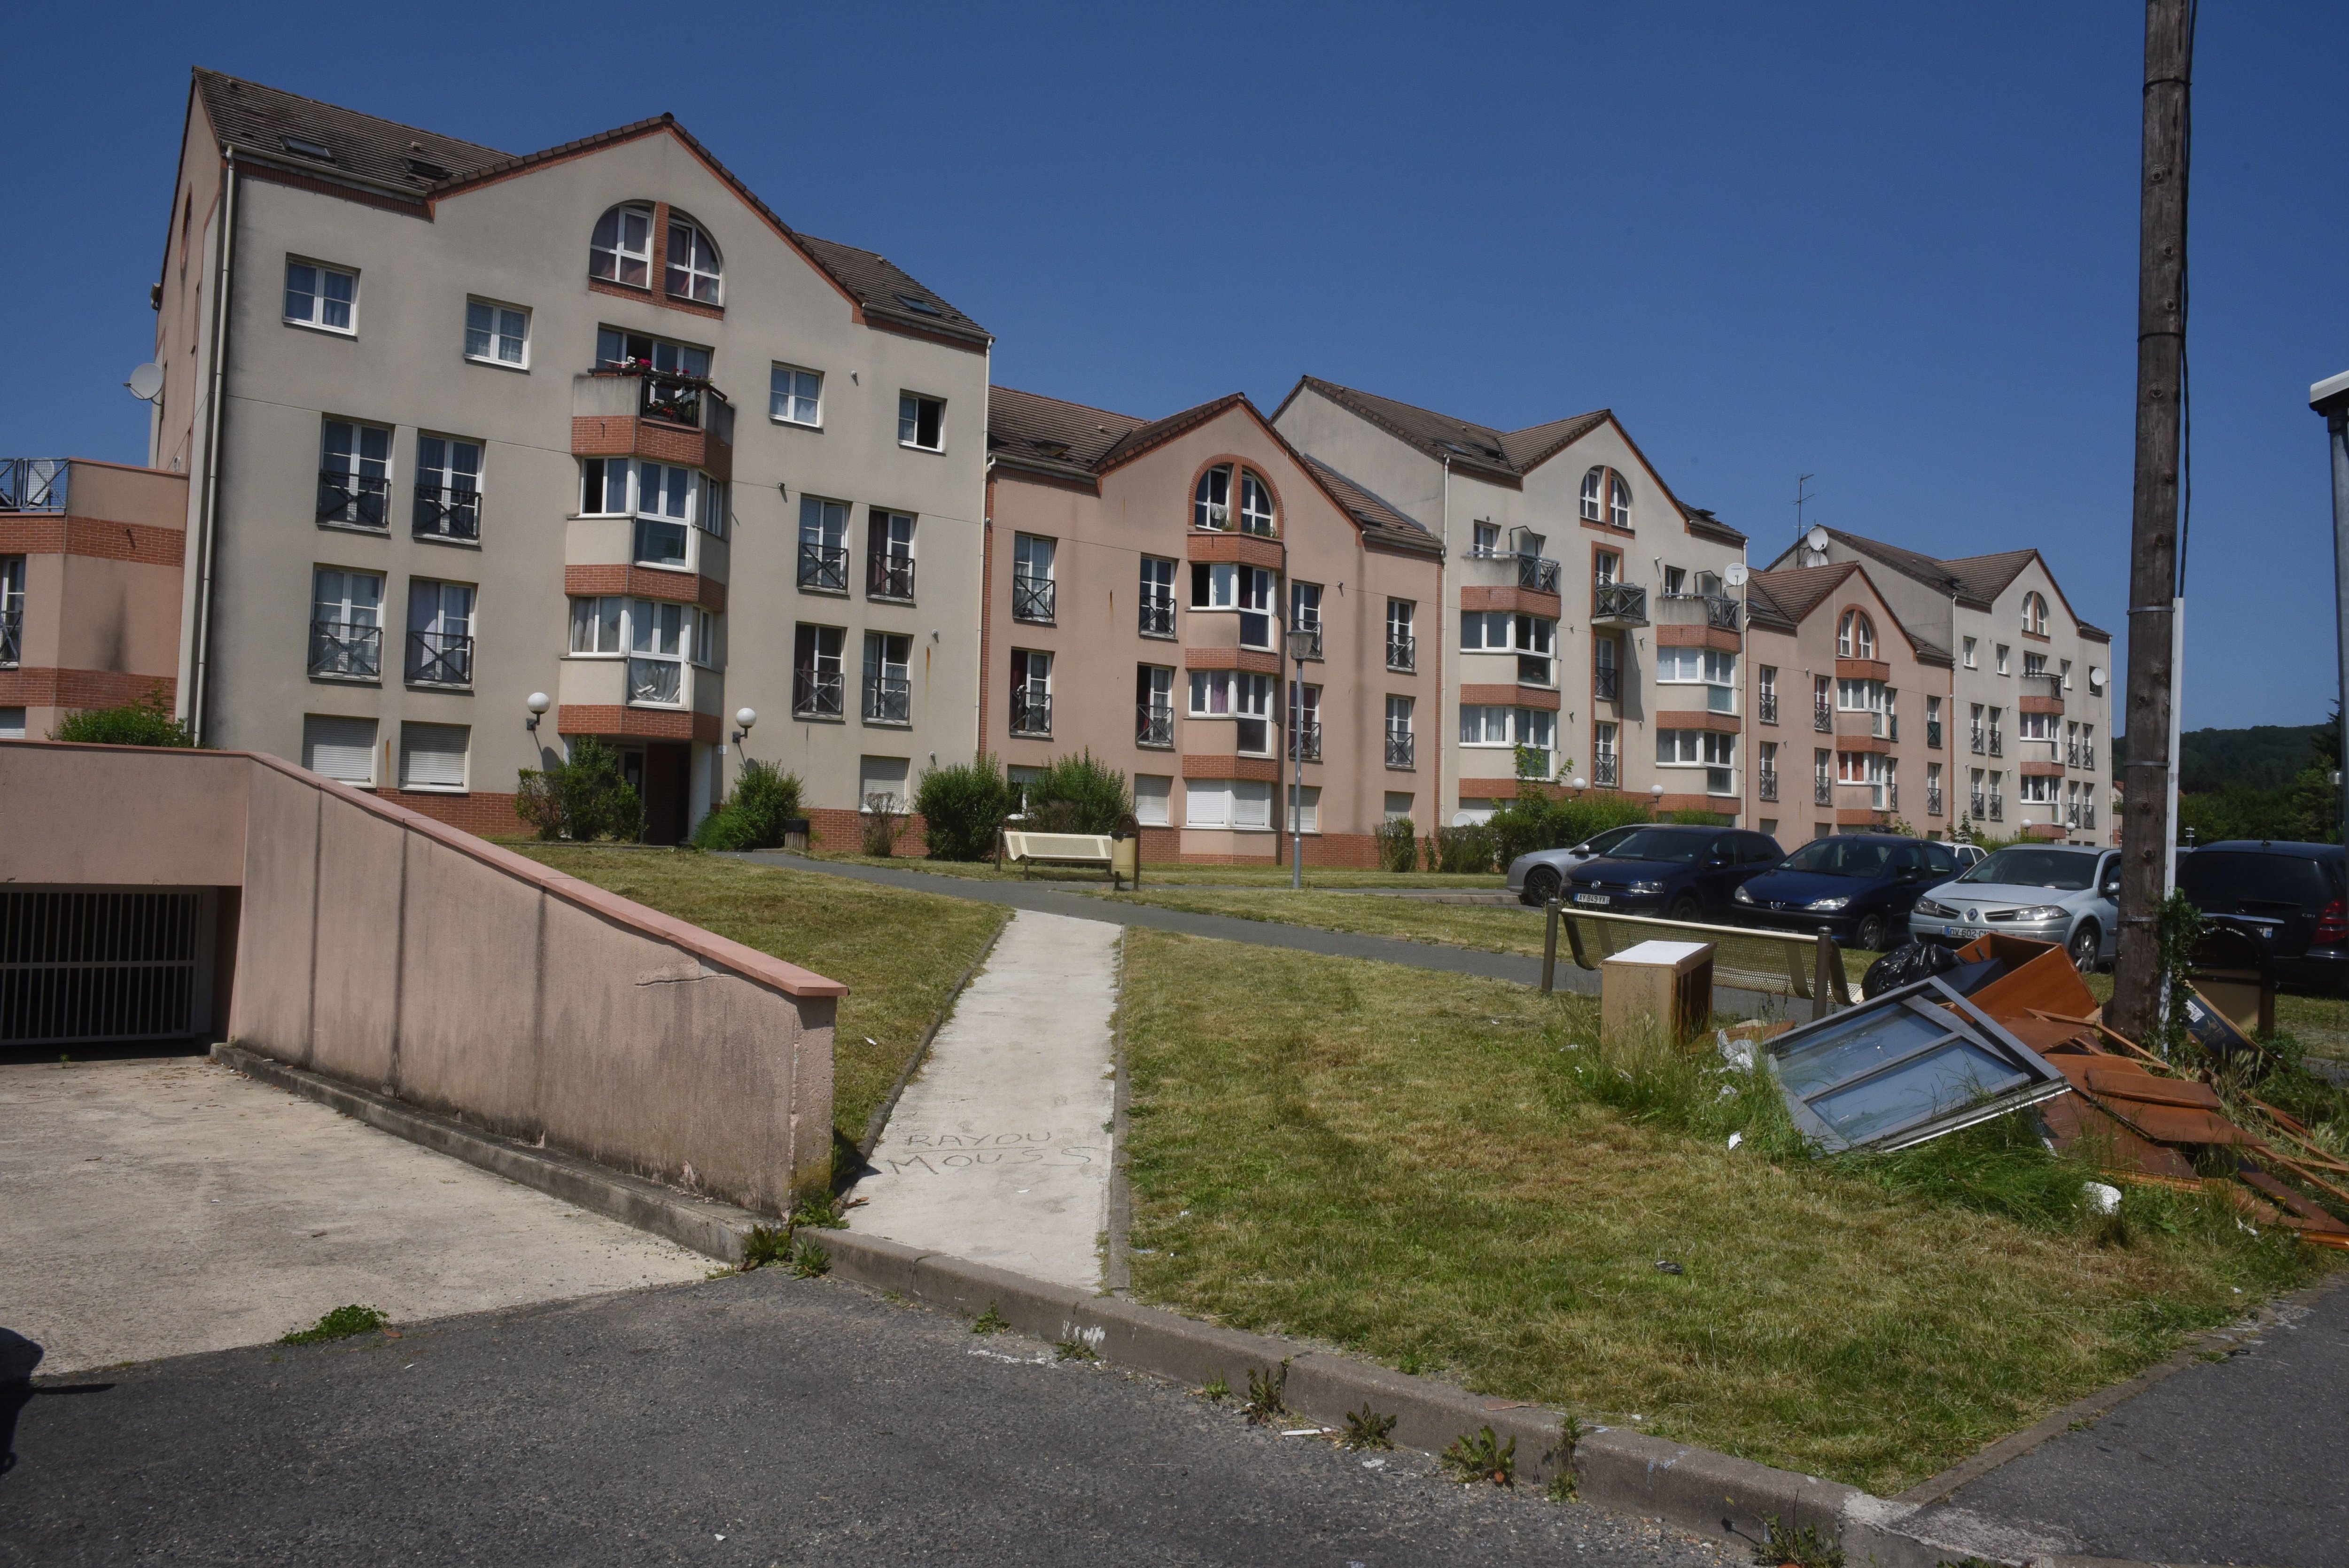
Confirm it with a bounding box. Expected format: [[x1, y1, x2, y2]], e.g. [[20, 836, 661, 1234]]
[[0, 668, 177, 707], [569, 412, 732, 481], [556, 704, 722, 744], [383, 789, 530, 838], [1460, 683, 1561, 711], [1834, 658, 1891, 681], [1459, 584, 1563, 617], [1830, 734, 1892, 755], [0, 516, 186, 566], [1182, 646, 1280, 674], [1181, 754, 1282, 782], [2020, 759, 2065, 777], [1655, 623, 1742, 652], [1835, 807, 1888, 826], [563, 563, 726, 612], [1657, 709, 1742, 733], [586, 274, 725, 323], [1184, 532, 1285, 569], [1656, 792, 1735, 816], [2019, 695, 2065, 715]]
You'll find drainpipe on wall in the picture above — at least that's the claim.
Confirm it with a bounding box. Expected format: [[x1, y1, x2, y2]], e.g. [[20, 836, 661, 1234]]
[[1437, 454, 1450, 827], [187, 148, 238, 746]]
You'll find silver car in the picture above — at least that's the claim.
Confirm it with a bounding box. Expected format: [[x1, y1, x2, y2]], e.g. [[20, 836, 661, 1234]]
[[1506, 826, 1646, 906], [1908, 844, 2120, 971]]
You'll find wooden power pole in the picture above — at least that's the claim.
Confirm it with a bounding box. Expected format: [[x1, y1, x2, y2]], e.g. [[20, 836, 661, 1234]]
[[2110, 0, 2195, 1041]]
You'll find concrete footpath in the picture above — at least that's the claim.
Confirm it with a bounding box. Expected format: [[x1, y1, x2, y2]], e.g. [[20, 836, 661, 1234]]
[[848, 910, 1120, 1289], [0, 1056, 709, 1374]]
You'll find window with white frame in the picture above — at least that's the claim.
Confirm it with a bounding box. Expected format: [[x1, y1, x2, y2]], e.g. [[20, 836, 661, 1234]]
[[1995, 644, 2011, 675], [1290, 581, 1322, 656], [863, 631, 913, 724], [1237, 469, 1276, 535], [1459, 705, 1556, 761], [404, 579, 475, 688], [1659, 647, 1738, 712], [1194, 465, 1232, 530], [302, 714, 378, 784], [2018, 710, 2054, 741], [1837, 749, 1888, 800], [1189, 669, 1273, 753], [596, 327, 708, 380], [577, 459, 722, 563], [2022, 591, 2048, 635], [1287, 679, 1321, 757], [1962, 636, 1978, 668], [2023, 651, 2047, 679], [568, 596, 713, 705], [318, 419, 391, 528], [1386, 599, 1416, 669], [1609, 473, 1632, 529], [1461, 610, 1556, 685], [1658, 729, 1737, 794], [284, 260, 356, 332], [2060, 659, 2073, 690], [899, 393, 945, 450], [1471, 521, 1501, 557], [1836, 676, 1888, 713], [1140, 556, 1178, 637], [311, 567, 384, 680], [589, 203, 654, 287], [0, 555, 20, 668], [1580, 467, 1604, 522], [665, 212, 722, 303], [1837, 608, 1875, 659], [1190, 562, 1275, 647], [399, 722, 470, 792], [1013, 533, 1057, 623], [796, 496, 850, 591], [1010, 648, 1052, 735], [2018, 772, 2054, 804], [1663, 565, 1687, 597], [770, 364, 822, 426], [1187, 778, 1272, 830], [798, 624, 848, 719], [413, 435, 482, 541], [463, 299, 528, 366]]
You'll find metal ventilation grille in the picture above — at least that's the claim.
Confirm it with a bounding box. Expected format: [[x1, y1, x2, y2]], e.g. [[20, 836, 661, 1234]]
[[1, 888, 213, 1046]]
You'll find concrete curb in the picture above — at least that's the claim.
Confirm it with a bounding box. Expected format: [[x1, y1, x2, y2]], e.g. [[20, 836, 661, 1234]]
[[210, 1044, 770, 1264]]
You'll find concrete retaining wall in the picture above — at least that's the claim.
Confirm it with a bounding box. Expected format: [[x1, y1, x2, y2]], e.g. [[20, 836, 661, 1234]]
[[1, 739, 843, 1211]]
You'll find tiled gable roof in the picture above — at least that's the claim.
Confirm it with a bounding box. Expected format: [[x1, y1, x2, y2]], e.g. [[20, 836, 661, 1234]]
[[794, 234, 988, 341], [1937, 548, 2042, 606], [1745, 562, 1860, 631], [1297, 457, 1440, 554]]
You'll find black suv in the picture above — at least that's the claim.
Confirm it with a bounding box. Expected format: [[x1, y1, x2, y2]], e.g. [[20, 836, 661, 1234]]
[[2174, 840, 2349, 993], [1559, 825, 1784, 921]]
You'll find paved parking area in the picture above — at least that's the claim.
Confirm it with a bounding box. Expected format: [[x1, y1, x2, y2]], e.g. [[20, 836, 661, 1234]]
[[0, 1055, 709, 1375]]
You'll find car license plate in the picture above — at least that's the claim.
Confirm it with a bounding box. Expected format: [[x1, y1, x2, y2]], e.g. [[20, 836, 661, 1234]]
[[1944, 924, 1963, 937], [1574, 893, 1610, 906]]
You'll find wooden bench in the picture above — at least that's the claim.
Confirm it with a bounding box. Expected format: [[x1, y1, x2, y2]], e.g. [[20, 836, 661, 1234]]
[[999, 830, 1133, 888]]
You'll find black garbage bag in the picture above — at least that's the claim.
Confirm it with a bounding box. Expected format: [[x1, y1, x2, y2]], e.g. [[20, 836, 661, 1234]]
[[1861, 940, 1962, 999]]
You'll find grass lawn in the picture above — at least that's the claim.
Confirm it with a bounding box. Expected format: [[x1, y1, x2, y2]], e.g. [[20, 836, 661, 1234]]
[[1120, 927, 2334, 1494], [514, 846, 1005, 1150], [2080, 969, 2349, 1063], [797, 847, 1505, 891]]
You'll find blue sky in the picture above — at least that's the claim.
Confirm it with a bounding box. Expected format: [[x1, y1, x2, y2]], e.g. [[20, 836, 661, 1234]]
[[7, 2, 2344, 731]]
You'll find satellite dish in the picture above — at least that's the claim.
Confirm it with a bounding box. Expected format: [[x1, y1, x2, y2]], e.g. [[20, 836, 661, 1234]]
[[125, 363, 164, 402], [2088, 667, 2106, 690], [1724, 564, 1750, 588], [1805, 524, 1830, 553]]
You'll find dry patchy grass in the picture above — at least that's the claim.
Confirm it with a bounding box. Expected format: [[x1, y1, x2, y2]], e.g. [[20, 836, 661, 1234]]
[[515, 846, 1004, 1147], [798, 848, 1503, 891], [1120, 927, 2328, 1494]]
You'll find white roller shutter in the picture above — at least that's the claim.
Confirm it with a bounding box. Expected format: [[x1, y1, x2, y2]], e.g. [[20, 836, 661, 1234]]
[[1231, 780, 1272, 830], [1133, 774, 1171, 827], [302, 714, 377, 784], [1185, 780, 1231, 828], [399, 722, 469, 790]]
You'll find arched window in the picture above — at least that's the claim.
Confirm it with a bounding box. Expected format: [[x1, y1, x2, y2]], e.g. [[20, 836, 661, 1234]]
[[1195, 465, 1231, 530], [590, 203, 653, 287], [1580, 467, 1604, 522], [1238, 469, 1275, 535], [2022, 591, 2047, 635], [1838, 609, 1875, 659], [1608, 473, 1632, 529], [666, 213, 722, 303]]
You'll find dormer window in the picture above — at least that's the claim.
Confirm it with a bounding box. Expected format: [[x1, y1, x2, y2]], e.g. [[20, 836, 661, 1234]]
[[590, 203, 653, 288], [666, 214, 722, 303], [281, 134, 334, 163], [1195, 465, 1231, 530]]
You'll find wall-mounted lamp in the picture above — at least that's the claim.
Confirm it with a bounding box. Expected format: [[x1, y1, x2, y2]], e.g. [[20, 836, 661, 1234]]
[[1650, 783, 1666, 803], [525, 691, 551, 732], [776, 481, 788, 503], [732, 707, 757, 748]]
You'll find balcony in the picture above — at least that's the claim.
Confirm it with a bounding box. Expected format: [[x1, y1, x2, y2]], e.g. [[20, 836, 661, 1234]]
[[1591, 581, 1648, 626], [1136, 703, 1173, 748], [1288, 721, 1322, 763], [412, 483, 481, 543], [1970, 791, 1986, 819], [1758, 769, 1779, 803], [1758, 691, 1779, 724], [1814, 698, 1832, 733], [1385, 732, 1416, 769], [1835, 708, 1890, 740], [1927, 784, 1945, 817], [405, 629, 473, 688], [1386, 634, 1416, 673], [1011, 688, 1053, 737], [1013, 574, 1056, 625], [1655, 592, 1740, 632], [1988, 730, 2004, 758], [1970, 725, 1986, 755], [863, 675, 911, 725], [1927, 720, 1944, 750], [797, 542, 848, 594], [317, 468, 388, 528], [1594, 666, 1620, 703], [793, 668, 844, 720], [2080, 802, 2098, 831], [309, 619, 381, 681], [572, 368, 735, 473], [0, 608, 19, 668], [1516, 554, 1563, 595], [1140, 597, 1176, 638], [1593, 753, 1619, 789], [1814, 776, 1834, 807], [0, 458, 66, 512], [1988, 794, 2005, 822], [868, 553, 916, 602]]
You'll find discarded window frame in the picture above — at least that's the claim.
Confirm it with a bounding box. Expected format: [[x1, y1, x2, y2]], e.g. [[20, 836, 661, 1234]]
[[1764, 975, 2069, 1152]]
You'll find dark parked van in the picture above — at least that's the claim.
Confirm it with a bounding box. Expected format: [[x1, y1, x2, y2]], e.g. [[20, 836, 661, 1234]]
[[2174, 840, 2349, 993]]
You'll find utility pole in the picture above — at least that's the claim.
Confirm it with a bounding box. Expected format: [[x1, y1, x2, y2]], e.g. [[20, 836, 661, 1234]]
[[2110, 0, 2194, 1041]]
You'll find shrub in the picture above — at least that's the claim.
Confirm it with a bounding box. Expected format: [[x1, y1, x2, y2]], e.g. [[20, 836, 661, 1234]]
[[1027, 750, 1131, 833], [1483, 766, 1651, 868], [1665, 808, 1732, 826], [515, 737, 642, 842], [690, 758, 804, 851], [915, 754, 1014, 860], [50, 685, 196, 748], [1374, 816, 1418, 873], [861, 795, 909, 856]]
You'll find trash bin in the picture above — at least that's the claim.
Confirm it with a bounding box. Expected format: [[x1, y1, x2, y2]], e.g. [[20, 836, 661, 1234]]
[[1601, 939, 1714, 1047], [782, 816, 811, 852], [1110, 814, 1142, 891]]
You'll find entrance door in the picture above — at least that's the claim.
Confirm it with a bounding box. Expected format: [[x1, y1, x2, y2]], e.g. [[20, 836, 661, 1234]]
[[642, 742, 692, 844]]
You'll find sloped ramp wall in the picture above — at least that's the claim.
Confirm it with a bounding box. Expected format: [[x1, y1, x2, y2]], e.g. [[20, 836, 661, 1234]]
[[1, 740, 840, 1211]]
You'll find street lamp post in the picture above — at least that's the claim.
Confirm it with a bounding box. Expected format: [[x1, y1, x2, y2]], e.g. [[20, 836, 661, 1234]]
[[2311, 369, 2349, 851], [1285, 627, 1318, 889]]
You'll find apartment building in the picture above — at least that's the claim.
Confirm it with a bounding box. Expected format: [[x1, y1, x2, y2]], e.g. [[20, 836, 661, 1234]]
[[1766, 530, 2111, 845], [984, 388, 1442, 863], [1272, 378, 1751, 825], [1741, 561, 1954, 842], [0, 459, 189, 742], [151, 71, 988, 841]]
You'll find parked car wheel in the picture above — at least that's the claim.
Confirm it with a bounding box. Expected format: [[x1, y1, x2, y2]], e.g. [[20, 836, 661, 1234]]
[[1523, 865, 1562, 907], [1669, 893, 1701, 923], [2068, 922, 2101, 974], [1853, 912, 1890, 953]]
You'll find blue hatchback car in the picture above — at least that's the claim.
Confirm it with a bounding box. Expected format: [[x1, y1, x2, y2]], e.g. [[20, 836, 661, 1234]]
[[1732, 833, 1962, 953], [1559, 824, 1785, 921]]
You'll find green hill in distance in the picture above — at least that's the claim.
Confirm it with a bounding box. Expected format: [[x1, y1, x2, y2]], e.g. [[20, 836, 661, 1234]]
[[2178, 723, 2328, 795]]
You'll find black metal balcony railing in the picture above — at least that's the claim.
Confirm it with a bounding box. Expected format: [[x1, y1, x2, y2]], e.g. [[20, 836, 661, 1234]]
[[1386, 634, 1416, 673], [1988, 795, 2005, 822], [797, 542, 848, 593], [412, 483, 481, 542], [317, 468, 388, 528], [868, 553, 916, 601], [1811, 776, 1832, 807], [1594, 666, 1620, 703], [1988, 730, 2004, 757], [1969, 791, 1986, 819], [2081, 803, 2098, 830], [1010, 688, 1052, 737], [1888, 714, 1899, 743], [1385, 731, 1416, 769], [1758, 691, 1779, 724], [1289, 721, 1322, 763], [1013, 574, 1056, 624], [1885, 781, 1898, 813], [1708, 594, 1741, 631], [1291, 621, 1324, 659], [405, 629, 473, 687], [1136, 704, 1173, 747], [1928, 720, 1944, 750], [0, 458, 67, 512], [1971, 726, 1986, 754], [2066, 741, 2081, 769], [2080, 748, 2096, 774], [793, 667, 844, 719], [1140, 597, 1176, 637], [0, 608, 19, 667], [1593, 753, 1620, 789], [1592, 582, 1647, 622], [1758, 770, 1779, 803], [1814, 699, 1832, 733], [1517, 555, 1562, 594], [2065, 802, 2081, 829], [863, 675, 911, 724], [309, 619, 381, 680]]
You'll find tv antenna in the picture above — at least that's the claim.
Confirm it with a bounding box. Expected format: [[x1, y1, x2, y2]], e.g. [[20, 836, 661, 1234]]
[[1793, 473, 1815, 544]]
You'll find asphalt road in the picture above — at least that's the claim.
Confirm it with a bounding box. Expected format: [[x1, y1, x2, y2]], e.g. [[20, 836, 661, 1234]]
[[1, 1270, 1733, 1568], [1940, 1275, 2349, 1568]]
